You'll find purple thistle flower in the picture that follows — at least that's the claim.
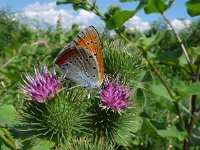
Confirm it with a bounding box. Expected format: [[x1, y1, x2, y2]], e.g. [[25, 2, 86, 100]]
[[20, 65, 60, 102], [38, 40, 46, 46], [100, 75, 129, 111]]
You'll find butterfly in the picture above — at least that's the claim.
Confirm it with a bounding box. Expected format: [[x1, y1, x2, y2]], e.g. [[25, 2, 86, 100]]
[[55, 26, 104, 88]]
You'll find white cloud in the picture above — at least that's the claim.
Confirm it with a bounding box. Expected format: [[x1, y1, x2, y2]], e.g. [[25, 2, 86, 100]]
[[125, 16, 150, 32], [22, 2, 96, 28], [170, 19, 191, 32]]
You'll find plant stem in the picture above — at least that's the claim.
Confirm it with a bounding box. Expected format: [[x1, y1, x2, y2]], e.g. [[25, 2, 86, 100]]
[[161, 13, 195, 79], [0, 55, 18, 69], [161, 12, 198, 150], [86, 1, 105, 20], [1, 128, 15, 144], [147, 60, 174, 98], [0, 131, 16, 150]]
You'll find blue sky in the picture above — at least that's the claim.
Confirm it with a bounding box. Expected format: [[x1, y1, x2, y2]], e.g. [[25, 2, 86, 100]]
[[0, 0, 198, 31]]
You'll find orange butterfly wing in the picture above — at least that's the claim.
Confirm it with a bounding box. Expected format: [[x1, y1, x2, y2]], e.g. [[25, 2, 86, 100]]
[[71, 26, 104, 86]]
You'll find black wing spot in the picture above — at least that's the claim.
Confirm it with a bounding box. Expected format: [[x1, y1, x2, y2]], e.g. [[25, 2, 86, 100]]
[[62, 67, 65, 70], [94, 41, 97, 45], [86, 42, 90, 45], [90, 40, 93, 43], [89, 55, 93, 58], [94, 53, 97, 56], [69, 62, 72, 63], [74, 61, 77, 63], [93, 67, 96, 69], [85, 59, 88, 61], [75, 36, 81, 42], [80, 33, 85, 38], [93, 75, 96, 78], [80, 57, 83, 59]]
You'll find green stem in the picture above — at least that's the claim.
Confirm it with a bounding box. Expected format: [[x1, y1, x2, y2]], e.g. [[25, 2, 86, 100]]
[[0, 55, 18, 69], [161, 13, 198, 150], [161, 13, 195, 78], [147, 60, 174, 98], [1, 128, 15, 144], [0, 131, 16, 150], [85, 1, 106, 20]]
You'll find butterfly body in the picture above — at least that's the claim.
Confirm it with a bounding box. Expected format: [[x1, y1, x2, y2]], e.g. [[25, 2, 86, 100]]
[[55, 26, 104, 88]]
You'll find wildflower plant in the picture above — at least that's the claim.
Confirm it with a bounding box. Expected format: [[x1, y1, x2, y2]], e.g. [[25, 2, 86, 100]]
[[15, 40, 145, 149], [20, 65, 59, 102]]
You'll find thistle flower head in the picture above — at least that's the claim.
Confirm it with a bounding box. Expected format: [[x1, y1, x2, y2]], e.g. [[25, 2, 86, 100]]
[[100, 75, 129, 111], [38, 40, 46, 46], [20, 64, 60, 102]]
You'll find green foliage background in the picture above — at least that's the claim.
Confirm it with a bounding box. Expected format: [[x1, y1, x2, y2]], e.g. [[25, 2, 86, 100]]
[[0, 0, 200, 149]]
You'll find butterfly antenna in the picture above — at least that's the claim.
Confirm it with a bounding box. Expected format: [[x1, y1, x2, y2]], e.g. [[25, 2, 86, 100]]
[[60, 70, 68, 84]]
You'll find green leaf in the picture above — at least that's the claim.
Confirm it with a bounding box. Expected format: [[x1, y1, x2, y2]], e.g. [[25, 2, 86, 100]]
[[135, 32, 164, 50], [155, 101, 175, 112], [150, 84, 173, 101], [141, 119, 186, 141], [0, 70, 21, 82], [186, 0, 200, 17], [147, 51, 156, 59], [191, 136, 200, 146], [0, 105, 18, 126], [140, 70, 153, 82], [106, 10, 136, 29], [144, 0, 174, 14], [106, 0, 148, 29], [140, 119, 157, 134], [56, 1, 68, 5], [156, 126, 186, 141], [120, 0, 138, 2], [178, 52, 188, 66], [31, 140, 55, 150], [135, 0, 149, 12], [136, 88, 146, 109], [155, 50, 182, 65], [180, 82, 200, 96], [0, 141, 11, 150]]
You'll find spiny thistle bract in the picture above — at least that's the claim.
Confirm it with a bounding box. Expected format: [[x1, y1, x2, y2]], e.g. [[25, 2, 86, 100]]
[[16, 87, 88, 144], [15, 40, 145, 149], [103, 40, 145, 84], [85, 82, 143, 146], [63, 137, 115, 150]]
